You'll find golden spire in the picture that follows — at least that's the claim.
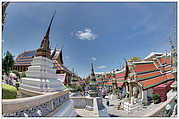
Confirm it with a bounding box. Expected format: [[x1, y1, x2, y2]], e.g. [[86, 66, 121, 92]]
[[40, 11, 56, 51]]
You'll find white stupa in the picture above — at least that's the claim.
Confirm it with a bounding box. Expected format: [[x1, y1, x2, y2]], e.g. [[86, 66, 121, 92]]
[[21, 13, 65, 92], [21, 56, 66, 92]]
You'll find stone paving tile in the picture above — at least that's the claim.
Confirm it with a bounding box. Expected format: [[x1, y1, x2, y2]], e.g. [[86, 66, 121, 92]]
[[102, 90, 177, 117], [75, 109, 97, 117]]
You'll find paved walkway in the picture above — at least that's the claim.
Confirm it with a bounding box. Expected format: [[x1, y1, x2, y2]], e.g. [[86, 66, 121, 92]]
[[75, 109, 98, 117], [102, 90, 177, 117]]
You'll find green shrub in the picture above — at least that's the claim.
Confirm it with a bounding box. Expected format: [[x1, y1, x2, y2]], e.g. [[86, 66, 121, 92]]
[[114, 89, 119, 95], [152, 93, 160, 100], [77, 87, 83, 92], [2, 84, 17, 99], [20, 72, 26, 78], [66, 85, 70, 89]]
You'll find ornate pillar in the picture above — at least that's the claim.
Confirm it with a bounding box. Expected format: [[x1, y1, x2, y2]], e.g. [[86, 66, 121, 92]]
[[138, 87, 142, 99], [129, 82, 132, 98]]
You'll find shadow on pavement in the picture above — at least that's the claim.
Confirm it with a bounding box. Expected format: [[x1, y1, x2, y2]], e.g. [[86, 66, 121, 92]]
[[109, 114, 119, 117]]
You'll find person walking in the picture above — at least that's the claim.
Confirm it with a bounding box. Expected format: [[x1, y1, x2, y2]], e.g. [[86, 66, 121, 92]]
[[106, 98, 109, 106]]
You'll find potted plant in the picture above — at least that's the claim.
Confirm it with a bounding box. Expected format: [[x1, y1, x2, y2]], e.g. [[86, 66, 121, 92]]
[[152, 94, 160, 104]]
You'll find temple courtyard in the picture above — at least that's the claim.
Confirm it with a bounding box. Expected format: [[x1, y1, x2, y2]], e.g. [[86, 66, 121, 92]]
[[2, 2, 177, 117], [102, 90, 177, 117]]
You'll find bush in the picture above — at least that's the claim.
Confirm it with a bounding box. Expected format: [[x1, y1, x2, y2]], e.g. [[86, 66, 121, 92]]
[[2, 84, 17, 99], [20, 72, 26, 78], [66, 85, 70, 89], [152, 93, 160, 100], [77, 87, 83, 92], [114, 89, 119, 95], [74, 85, 82, 92]]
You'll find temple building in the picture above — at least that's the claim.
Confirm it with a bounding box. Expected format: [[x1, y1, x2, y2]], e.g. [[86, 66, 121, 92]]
[[101, 52, 176, 106], [12, 13, 78, 86]]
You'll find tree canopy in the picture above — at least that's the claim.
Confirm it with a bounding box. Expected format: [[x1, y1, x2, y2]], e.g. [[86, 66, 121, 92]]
[[2, 51, 14, 76]]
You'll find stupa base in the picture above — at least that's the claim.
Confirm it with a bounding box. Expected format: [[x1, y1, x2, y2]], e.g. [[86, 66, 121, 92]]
[[21, 77, 66, 92], [89, 90, 98, 97]]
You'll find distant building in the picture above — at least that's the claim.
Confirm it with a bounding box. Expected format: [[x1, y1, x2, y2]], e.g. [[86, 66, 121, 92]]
[[100, 52, 175, 103]]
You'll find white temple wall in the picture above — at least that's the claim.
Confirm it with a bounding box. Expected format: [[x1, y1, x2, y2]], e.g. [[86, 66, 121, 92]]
[[147, 88, 153, 97], [141, 88, 153, 103], [141, 90, 147, 103]]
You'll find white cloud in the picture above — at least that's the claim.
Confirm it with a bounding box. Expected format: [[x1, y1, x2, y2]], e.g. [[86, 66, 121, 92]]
[[75, 28, 97, 40], [97, 65, 107, 69], [91, 57, 96, 61]]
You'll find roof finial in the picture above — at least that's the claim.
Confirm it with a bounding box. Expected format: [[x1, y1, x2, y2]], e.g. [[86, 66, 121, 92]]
[[45, 10, 56, 39], [169, 34, 175, 53], [51, 47, 56, 58]]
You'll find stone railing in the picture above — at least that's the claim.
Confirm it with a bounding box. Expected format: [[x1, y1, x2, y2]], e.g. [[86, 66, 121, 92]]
[[70, 97, 108, 117], [2, 90, 69, 117], [70, 96, 93, 109], [96, 97, 109, 117], [144, 93, 177, 117]]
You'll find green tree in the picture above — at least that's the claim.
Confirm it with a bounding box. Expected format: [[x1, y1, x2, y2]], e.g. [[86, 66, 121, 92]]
[[2, 51, 14, 76], [20, 72, 26, 78]]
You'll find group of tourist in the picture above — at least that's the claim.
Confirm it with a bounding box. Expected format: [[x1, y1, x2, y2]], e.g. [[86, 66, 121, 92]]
[[3, 72, 20, 89]]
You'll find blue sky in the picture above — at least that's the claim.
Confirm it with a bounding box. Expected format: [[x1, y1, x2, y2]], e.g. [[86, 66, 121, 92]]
[[2, 2, 176, 78]]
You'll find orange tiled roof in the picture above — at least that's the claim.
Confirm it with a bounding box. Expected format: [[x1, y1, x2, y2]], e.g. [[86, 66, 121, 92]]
[[52, 60, 72, 74], [105, 82, 112, 85], [166, 56, 170, 65], [140, 73, 175, 89], [116, 77, 125, 82], [116, 71, 125, 78], [161, 65, 171, 72], [158, 56, 165, 65], [134, 63, 158, 73], [136, 71, 161, 80], [154, 60, 160, 67], [117, 82, 124, 87]]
